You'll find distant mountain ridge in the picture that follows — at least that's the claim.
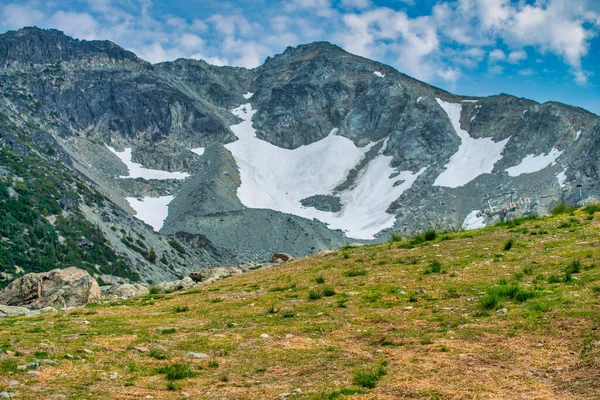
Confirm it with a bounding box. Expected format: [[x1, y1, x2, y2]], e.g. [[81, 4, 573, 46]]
[[0, 26, 598, 284]]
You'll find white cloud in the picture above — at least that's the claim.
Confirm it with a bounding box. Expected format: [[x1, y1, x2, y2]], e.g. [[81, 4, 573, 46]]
[[340, 0, 372, 9], [508, 50, 527, 64], [49, 11, 99, 40], [0, 4, 45, 29], [489, 49, 506, 62], [180, 33, 204, 50]]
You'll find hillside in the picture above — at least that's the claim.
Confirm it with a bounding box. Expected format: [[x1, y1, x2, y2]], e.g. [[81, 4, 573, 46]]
[[1, 208, 599, 399]]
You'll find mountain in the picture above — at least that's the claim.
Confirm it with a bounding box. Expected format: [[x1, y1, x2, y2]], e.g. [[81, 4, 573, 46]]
[[0, 27, 599, 284]]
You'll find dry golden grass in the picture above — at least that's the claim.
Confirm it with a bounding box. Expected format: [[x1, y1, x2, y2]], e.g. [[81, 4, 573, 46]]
[[1, 211, 600, 399]]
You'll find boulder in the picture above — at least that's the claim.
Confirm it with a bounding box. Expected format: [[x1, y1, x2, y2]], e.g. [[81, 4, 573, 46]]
[[272, 253, 294, 263], [156, 276, 195, 293], [0, 305, 56, 318], [0, 267, 100, 309], [189, 272, 204, 283], [101, 283, 149, 300]]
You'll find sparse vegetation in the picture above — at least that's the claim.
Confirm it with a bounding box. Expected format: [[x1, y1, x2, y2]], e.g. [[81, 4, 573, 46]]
[[157, 363, 195, 380], [2, 208, 600, 398], [353, 362, 387, 389]]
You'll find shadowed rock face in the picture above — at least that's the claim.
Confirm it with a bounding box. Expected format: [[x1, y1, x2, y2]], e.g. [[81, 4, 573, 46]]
[[0, 27, 599, 272], [0, 268, 100, 309]]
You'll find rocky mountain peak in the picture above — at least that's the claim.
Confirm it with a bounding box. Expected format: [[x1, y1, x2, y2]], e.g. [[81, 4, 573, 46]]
[[0, 26, 148, 71]]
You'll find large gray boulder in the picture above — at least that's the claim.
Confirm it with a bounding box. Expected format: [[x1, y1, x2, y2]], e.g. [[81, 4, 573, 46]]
[[0, 267, 101, 309], [155, 276, 195, 293], [101, 283, 149, 300]]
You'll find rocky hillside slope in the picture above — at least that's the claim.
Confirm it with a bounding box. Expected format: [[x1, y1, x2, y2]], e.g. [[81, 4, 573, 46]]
[[1, 27, 599, 278], [1, 208, 599, 399]]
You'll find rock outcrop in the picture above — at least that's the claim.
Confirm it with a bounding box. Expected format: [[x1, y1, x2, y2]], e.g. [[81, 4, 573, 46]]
[[100, 283, 149, 300], [0, 267, 101, 309]]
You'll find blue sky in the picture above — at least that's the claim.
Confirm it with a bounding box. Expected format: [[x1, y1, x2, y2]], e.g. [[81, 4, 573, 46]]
[[1, 0, 599, 114]]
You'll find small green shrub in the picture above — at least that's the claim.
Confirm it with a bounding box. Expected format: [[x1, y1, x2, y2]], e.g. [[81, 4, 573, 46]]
[[161, 328, 177, 335], [315, 276, 325, 284], [353, 362, 387, 389], [504, 239, 514, 251], [323, 287, 336, 297], [157, 363, 195, 380], [174, 305, 189, 313], [308, 289, 323, 301], [149, 347, 169, 360], [583, 203, 600, 215], [166, 381, 178, 391], [424, 260, 443, 274], [423, 229, 438, 241], [208, 359, 219, 368], [363, 291, 382, 303], [343, 269, 368, 277], [566, 260, 581, 274], [266, 304, 278, 314], [420, 337, 433, 345], [148, 286, 159, 295], [479, 294, 499, 310], [548, 275, 561, 283], [389, 232, 403, 242], [551, 203, 577, 216]]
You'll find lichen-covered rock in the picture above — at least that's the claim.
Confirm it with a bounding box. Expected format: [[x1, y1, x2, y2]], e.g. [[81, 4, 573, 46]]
[[155, 276, 195, 293], [101, 283, 149, 300], [0, 267, 100, 309]]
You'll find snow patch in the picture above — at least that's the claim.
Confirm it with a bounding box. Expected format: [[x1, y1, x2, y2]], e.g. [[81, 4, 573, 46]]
[[470, 104, 482, 123], [433, 99, 509, 188], [462, 210, 487, 230], [505, 148, 563, 177], [126, 196, 174, 231], [191, 147, 205, 156], [417, 96, 423, 103], [556, 169, 567, 187], [107, 146, 189, 180], [373, 71, 385, 78], [461, 99, 478, 103], [243, 92, 254, 99], [225, 103, 425, 239], [575, 129, 582, 141]]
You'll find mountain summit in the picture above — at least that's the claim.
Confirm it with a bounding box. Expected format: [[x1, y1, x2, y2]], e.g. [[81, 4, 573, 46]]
[[0, 27, 598, 284]]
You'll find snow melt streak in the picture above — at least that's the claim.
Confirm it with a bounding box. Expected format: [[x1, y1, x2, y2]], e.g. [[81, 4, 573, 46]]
[[505, 148, 562, 177], [433, 99, 509, 188], [126, 196, 174, 231], [225, 103, 424, 239], [107, 146, 189, 180]]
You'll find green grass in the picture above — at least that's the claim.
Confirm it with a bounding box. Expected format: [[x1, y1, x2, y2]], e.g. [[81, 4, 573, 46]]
[[551, 203, 577, 216], [353, 362, 387, 389], [157, 363, 195, 380], [149, 348, 169, 360], [504, 239, 514, 251], [174, 305, 189, 313], [343, 269, 368, 277], [308, 289, 323, 300], [424, 260, 443, 274]]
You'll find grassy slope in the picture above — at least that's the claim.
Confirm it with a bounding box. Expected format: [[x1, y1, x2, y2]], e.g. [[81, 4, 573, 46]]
[[1, 210, 600, 399]]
